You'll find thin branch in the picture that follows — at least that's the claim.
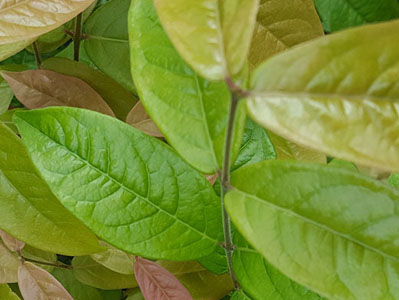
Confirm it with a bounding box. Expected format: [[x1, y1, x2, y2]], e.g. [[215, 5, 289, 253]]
[[21, 257, 73, 270], [220, 84, 241, 290], [73, 13, 83, 61], [32, 42, 42, 69]]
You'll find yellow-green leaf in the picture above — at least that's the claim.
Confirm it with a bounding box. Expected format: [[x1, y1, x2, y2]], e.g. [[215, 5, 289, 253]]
[[0, 284, 20, 300], [0, 0, 95, 44], [154, 0, 259, 80], [0, 40, 35, 62], [247, 21, 399, 172], [0, 242, 20, 284]]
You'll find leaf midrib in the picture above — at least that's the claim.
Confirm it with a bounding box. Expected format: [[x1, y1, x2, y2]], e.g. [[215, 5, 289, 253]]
[[233, 189, 399, 263], [17, 116, 219, 245]]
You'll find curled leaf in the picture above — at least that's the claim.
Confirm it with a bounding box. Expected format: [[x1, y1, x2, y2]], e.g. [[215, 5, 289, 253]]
[[18, 262, 73, 300], [134, 257, 193, 300], [1, 70, 115, 117]]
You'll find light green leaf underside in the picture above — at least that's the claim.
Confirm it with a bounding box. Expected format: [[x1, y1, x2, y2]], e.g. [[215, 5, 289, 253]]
[[72, 256, 137, 290], [314, 0, 399, 32], [233, 233, 324, 300], [0, 284, 20, 300], [0, 0, 95, 44], [249, 0, 323, 68], [248, 21, 399, 172], [129, 0, 246, 174], [42, 57, 138, 121], [154, 0, 259, 80], [84, 0, 136, 93], [226, 160, 399, 300], [14, 107, 222, 260], [0, 122, 103, 256]]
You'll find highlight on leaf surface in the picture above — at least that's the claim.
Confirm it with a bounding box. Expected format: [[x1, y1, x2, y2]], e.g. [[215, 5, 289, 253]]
[[1, 70, 115, 117], [134, 256, 193, 300], [226, 160, 399, 300], [247, 20, 399, 172], [13, 107, 223, 260], [154, 0, 259, 80], [18, 262, 73, 300], [0, 122, 103, 256], [129, 0, 246, 174], [0, 0, 96, 44]]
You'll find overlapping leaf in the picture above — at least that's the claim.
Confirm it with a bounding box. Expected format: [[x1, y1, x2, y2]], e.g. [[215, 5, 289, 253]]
[[0, 231, 25, 253], [154, 0, 259, 80], [0, 284, 20, 300], [14, 107, 223, 260], [126, 102, 163, 137], [249, 0, 323, 68], [0, 0, 95, 44], [0, 242, 20, 283], [91, 241, 134, 275], [0, 122, 103, 256], [1, 70, 115, 117], [0, 41, 35, 62], [226, 160, 399, 299], [42, 58, 138, 120], [84, 0, 136, 93], [129, 0, 246, 174], [247, 21, 399, 172]]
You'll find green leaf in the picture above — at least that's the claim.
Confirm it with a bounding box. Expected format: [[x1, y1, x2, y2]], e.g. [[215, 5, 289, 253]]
[[232, 118, 276, 171], [42, 58, 138, 120], [314, 0, 399, 32], [72, 256, 137, 290], [84, 0, 136, 93], [233, 233, 324, 300], [14, 107, 222, 260], [247, 21, 399, 172], [197, 245, 228, 275], [0, 40, 35, 62], [226, 160, 399, 300], [249, 0, 323, 68], [52, 269, 103, 300], [129, 0, 246, 174], [388, 173, 399, 189], [126, 289, 145, 300], [0, 122, 103, 256], [0, 284, 20, 300], [0, 65, 28, 115], [20, 245, 57, 273], [0, 241, 20, 283], [56, 42, 96, 69], [0, 109, 24, 134], [154, 0, 259, 80], [328, 159, 358, 172]]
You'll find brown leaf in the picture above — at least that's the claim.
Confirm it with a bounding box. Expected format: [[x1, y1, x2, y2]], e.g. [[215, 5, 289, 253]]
[[0, 230, 25, 253], [205, 174, 218, 186], [134, 257, 193, 300], [18, 262, 73, 300], [1, 70, 115, 117], [126, 101, 163, 137]]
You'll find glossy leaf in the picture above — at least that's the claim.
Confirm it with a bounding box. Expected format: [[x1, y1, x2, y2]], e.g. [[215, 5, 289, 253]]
[[0, 122, 103, 256], [0, 40, 35, 62], [248, 21, 399, 172], [0, 0, 95, 44], [0, 231, 25, 253], [18, 262, 73, 300], [314, 0, 399, 32], [126, 102, 163, 137], [232, 118, 276, 171], [1, 70, 115, 117], [158, 261, 233, 300], [249, 0, 323, 68], [268, 132, 326, 163], [14, 107, 222, 260], [84, 0, 136, 93], [226, 160, 399, 300], [233, 233, 324, 300], [72, 256, 137, 290], [0, 284, 20, 300], [134, 257, 193, 300], [42, 58, 138, 120], [154, 0, 259, 80], [0, 241, 20, 283], [52, 268, 103, 300], [129, 0, 246, 174], [91, 241, 134, 275]]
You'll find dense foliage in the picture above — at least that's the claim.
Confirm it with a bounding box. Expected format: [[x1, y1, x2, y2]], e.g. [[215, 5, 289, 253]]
[[0, 0, 398, 299]]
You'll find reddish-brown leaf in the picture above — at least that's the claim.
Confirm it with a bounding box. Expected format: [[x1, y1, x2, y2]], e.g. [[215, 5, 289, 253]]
[[205, 174, 218, 186], [18, 262, 73, 300], [0, 230, 25, 253], [126, 101, 163, 137], [1, 70, 115, 117], [134, 257, 193, 300]]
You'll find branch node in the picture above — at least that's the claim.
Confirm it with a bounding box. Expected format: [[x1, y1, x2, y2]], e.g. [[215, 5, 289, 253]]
[[225, 77, 250, 98]]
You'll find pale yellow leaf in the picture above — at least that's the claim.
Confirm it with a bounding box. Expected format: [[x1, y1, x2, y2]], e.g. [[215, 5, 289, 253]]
[[0, 40, 35, 61], [0, 230, 25, 253], [0, 241, 20, 283]]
